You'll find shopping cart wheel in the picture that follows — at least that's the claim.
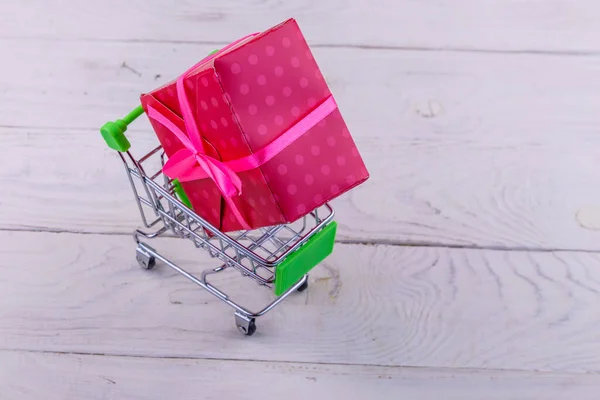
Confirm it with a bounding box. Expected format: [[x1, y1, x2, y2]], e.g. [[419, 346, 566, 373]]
[[235, 312, 257, 336], [297, 279, 309, 292], [136, 246, 156, 270]]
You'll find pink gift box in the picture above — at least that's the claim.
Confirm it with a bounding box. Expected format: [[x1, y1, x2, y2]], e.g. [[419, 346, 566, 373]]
[[141, 18, 369, 232]]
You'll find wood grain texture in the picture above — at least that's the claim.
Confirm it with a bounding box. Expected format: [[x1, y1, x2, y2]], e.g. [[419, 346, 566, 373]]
[[2, 350, 599, 400], [2, 230, 600, 373], [2, 39, 600, 249], [2, 0, 600, 53]]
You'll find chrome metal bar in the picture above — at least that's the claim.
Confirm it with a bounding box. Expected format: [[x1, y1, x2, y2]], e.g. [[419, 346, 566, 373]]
[[139, 242, 304, 317], [134, 226, 169, 243]]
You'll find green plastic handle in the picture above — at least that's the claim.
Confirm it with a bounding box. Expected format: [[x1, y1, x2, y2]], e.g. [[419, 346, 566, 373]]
[[100, 105, 144, 152]]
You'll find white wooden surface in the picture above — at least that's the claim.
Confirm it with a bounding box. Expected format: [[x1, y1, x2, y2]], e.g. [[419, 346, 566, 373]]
[[3, 39, 600, 249], [2, 1, 600, 53], [3, 351, 600, 400], [3, 230, 600, 373], [2, 0, 600, 398]]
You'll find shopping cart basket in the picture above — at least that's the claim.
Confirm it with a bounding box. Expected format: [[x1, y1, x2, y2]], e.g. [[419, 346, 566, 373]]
[[101, 105, 337, 336]]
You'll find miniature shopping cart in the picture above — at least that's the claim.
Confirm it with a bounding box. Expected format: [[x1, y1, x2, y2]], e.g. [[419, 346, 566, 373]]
[[101, 105, 337, 336]]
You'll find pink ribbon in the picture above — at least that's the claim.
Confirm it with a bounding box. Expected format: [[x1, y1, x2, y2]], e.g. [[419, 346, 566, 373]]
[[147, 34, 338, 230]]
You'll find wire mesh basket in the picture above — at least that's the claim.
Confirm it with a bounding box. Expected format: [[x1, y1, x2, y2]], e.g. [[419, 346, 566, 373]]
[[101, 105, 337, 336]]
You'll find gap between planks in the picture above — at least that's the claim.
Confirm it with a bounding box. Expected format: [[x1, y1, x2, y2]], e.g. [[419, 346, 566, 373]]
[[2, 348, 597, 377], [4, 349, 599, 400], [3, 226, 600, 254], [5, 35, 600, 58]]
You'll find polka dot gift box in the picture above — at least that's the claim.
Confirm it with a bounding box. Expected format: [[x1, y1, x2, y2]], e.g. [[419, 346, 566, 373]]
[[140, 18, 369, 232]]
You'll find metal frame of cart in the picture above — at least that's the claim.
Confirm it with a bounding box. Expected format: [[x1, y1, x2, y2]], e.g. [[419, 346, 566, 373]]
[[101, 105, 338, 336]]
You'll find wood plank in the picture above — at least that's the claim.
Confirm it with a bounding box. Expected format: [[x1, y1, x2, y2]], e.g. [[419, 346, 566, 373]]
[[2, 0, 600, 53], [2, 39, 600, 249], [2, 231, 600, 373], [2, 350, 599, 400]]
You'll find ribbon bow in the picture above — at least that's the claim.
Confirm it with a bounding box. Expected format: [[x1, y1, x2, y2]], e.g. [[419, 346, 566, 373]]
[[147, 106, 243, 197]]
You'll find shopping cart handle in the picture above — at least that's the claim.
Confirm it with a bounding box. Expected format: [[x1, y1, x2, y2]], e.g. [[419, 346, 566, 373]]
[[100, 105, 145, 152]]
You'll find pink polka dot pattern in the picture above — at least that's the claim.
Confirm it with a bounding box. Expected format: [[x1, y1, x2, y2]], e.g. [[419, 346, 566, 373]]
[[202, 190, 209, 199], [210, 120, 218, 129], [162, 19, 372, 230], [211, 97, 219, 107], [352, 147, 359, 157], [201, 77, 209, 87], [212, 208, 219, 218], [230, 63, 241, 74]]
